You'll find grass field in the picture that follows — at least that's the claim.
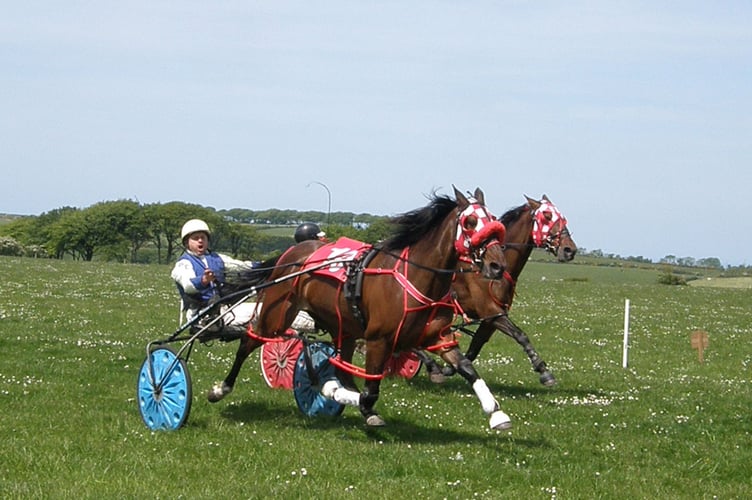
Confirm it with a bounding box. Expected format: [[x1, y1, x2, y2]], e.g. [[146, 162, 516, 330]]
[[0, 256, 750, 499]]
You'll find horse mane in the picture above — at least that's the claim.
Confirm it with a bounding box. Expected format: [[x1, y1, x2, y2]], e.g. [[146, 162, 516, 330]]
[[381, 194, 458, 252], [499, 204, 529, 227]]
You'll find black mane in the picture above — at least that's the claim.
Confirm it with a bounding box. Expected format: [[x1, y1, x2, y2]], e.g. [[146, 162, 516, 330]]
[[382, 194, 458, 251], [499, 204, 529, 227]]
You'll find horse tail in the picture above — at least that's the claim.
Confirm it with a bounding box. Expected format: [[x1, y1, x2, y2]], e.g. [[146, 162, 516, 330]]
[[258, 254, 281, 272], [226, 254, 282, 288]]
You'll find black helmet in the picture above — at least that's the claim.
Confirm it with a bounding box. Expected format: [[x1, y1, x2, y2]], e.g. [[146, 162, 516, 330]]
[[294, 222, 325, 243]]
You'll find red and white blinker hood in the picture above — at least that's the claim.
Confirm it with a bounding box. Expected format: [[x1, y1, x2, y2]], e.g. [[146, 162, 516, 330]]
[[454, 201, 506, 256]]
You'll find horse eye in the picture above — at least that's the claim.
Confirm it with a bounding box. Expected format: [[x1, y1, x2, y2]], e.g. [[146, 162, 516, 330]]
[[463, 215, 478, 230]]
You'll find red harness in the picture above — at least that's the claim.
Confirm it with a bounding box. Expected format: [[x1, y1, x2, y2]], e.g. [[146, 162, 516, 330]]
[[248, 238, 458, 380]]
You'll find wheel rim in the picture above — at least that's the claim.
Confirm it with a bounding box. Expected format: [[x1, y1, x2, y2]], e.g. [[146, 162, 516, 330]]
[[137, 347, 192, 431], [293, 342, 344, 417], [384, 351, 422, 379], [260, 332, 303, 389]]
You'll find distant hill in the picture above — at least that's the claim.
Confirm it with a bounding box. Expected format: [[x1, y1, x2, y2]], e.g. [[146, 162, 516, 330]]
[[0, 214, 26, 225]]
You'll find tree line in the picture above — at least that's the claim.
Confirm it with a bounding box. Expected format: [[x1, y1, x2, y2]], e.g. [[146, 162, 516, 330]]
[[0, 200, 393, 264], [1, 200, 743, 272]]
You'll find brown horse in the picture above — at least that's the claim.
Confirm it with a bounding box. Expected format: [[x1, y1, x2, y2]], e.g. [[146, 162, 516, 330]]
[[421, 194, 577, 385], [210, 187, 514, 429]]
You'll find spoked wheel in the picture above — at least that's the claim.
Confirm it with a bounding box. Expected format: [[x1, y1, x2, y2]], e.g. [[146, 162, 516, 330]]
[[384, 350, 423, 379], [292, 342, 344, 417], [137, 346, 192, 431], [260, 330, 303, 389]]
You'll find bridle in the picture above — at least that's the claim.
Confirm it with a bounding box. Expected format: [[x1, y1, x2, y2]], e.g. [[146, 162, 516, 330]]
[[531, 200, 570, 255], [454, 198, 506, 269]]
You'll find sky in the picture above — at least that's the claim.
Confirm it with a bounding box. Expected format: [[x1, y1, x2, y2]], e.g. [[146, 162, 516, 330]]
[[2, 2, 751, 266]]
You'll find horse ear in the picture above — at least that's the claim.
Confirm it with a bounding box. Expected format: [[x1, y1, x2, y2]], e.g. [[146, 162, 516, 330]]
[[542, 194, 551, 202], [453, 186, 469, 208], [525, 195, 541, 210], [473, 187, 485, 205]]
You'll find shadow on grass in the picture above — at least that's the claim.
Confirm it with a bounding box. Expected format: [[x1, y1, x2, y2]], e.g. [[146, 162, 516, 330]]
[[358, 416, 551, 451], [216, 398, 551, 450], [406, 370, 611, 401]]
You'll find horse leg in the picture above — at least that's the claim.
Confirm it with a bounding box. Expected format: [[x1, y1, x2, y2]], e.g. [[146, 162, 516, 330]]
[[337, 336, 359, 392], [440, 321, 496, 377], [413, 349, 447, 384], [359, 336, 388, 426], [496, 315, 556, 386], [321, 336, 387, 427], [208, 333, 262, 402], [440, 346, 511, 430], [210, 292, 295, 402]]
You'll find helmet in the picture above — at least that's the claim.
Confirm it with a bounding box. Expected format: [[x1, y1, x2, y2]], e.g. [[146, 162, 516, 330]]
[[294, 222, 325, 243], [181, 219, 211, 241]]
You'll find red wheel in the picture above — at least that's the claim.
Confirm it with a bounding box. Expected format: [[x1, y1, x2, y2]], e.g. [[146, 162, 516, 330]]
[[384, 351, 422, 379], [260, 331, 303, 389]]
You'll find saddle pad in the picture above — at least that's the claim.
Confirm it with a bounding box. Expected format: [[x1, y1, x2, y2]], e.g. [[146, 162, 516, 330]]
[[305, 237, 372, 283]]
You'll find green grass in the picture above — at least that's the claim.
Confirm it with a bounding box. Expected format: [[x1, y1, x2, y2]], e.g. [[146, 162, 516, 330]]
[[1, 256, 750, 498], [688, 276, 752, 289]]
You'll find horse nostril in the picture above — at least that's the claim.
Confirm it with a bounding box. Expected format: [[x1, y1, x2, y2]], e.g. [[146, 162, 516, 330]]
[[488, 262, 504, 279], [562, 247, 576, 261]]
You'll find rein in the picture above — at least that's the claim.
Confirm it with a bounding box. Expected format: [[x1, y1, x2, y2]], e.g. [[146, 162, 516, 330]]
[[249, 195, 508, 380], [374, 247, 458, 275], [452, 311, 508, 336]]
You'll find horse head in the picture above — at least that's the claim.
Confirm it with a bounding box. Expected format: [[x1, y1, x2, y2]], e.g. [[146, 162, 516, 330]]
[[525, 194, 577, 262], [454, 186, 507, 279]]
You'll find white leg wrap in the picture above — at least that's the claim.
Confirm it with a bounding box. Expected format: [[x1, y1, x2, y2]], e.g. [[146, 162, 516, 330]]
[[333, 387, 361, 407], [472, 379, 499, 415], [321, 380, 340, 399], [321, 380, 360, 407], [208, 382, 232, 402]]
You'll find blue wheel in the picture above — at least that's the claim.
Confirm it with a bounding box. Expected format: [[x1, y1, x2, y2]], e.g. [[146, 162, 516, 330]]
[[137, 346, 192, 431], [293, 342, 345, 417]]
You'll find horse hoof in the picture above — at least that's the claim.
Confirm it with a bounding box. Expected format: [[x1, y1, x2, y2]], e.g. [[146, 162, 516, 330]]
[[365, 414, 386, 427], [207, 382, 232, 403], [540, 372, 557, 387], [441, 366, 457, 377], [429, 371, 446, 384], [489, 410, 512, 430]]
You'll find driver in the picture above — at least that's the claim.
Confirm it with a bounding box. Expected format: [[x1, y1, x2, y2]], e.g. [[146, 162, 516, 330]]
[[172, 218, 317, 333], [294, 222, 326, 243], [171, 219, 259, 328]]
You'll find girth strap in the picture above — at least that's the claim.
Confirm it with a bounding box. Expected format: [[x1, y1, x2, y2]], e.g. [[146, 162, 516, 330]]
[[344, 247, 380, 330]]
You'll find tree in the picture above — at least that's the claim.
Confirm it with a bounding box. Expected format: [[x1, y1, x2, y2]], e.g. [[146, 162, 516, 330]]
[[48, 209, 90, 260], [81, 200, 146, 262], [660, 255, 677, 265], [360, 218, 393, 244], [697, 257, 722, 269], [0, 208, 76, 257], [0, 236, 24, 256], [123, 202, 151, 262], [222, 224, 261, 259], [146, 202, 224, 264]]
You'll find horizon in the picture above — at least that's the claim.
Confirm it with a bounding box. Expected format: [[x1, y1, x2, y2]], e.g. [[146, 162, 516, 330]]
[[0, 200, 741, 267]]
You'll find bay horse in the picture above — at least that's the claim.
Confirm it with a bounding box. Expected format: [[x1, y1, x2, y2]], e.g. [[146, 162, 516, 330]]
[[420, 194, 577, 385], [210, 187, 514, 429]]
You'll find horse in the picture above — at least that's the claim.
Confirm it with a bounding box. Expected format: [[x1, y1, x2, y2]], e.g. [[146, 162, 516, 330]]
[[420, 194, 577, 386], [209, 187, 514, 429]]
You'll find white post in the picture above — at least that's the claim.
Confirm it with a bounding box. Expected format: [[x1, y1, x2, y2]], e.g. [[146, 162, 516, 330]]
[[622, 299, 630, 368]]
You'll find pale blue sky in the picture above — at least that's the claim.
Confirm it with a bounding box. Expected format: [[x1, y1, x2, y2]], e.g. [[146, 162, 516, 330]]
[[2, 2, 750, 265]]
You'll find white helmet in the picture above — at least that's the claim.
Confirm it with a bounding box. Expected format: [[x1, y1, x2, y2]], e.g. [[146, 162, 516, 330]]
[[181, 219, 211, 241]]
